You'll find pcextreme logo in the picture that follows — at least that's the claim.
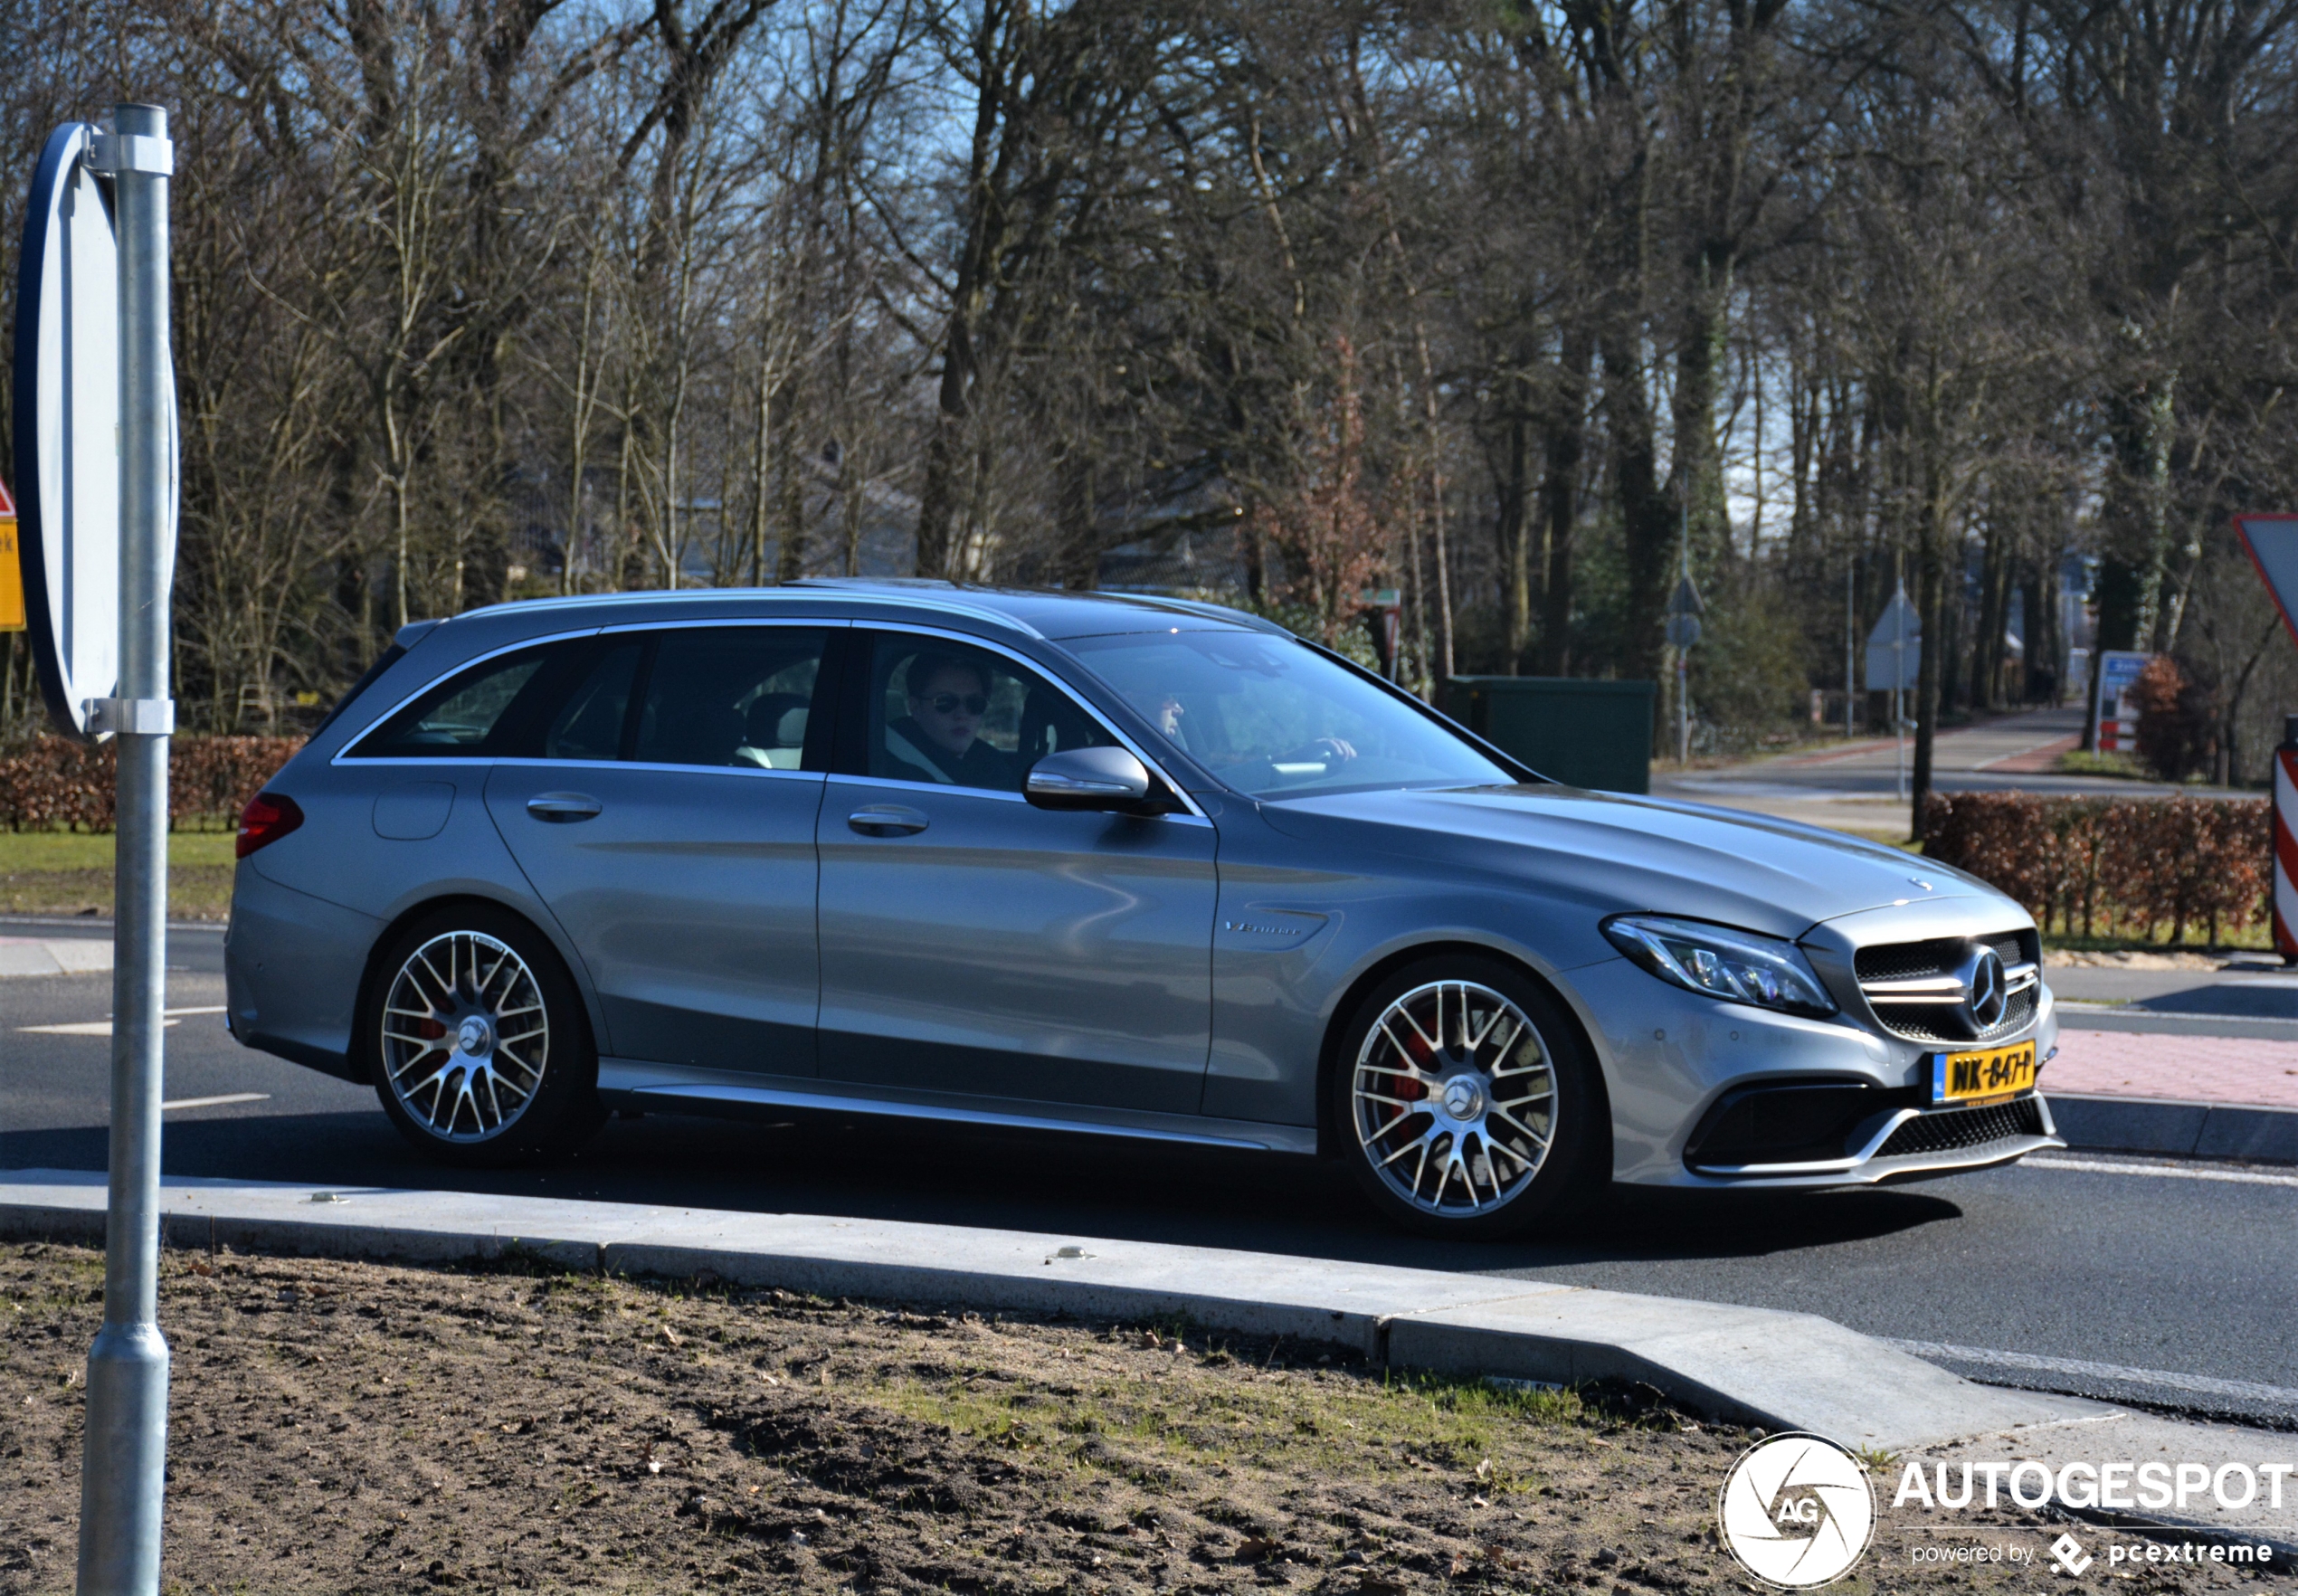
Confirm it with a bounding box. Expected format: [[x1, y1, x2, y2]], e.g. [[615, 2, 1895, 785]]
[[1717, 1432, 1877, 1588]]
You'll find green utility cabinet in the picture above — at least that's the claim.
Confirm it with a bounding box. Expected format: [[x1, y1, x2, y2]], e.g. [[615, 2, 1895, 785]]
[[1443, 677, 1657, 793]]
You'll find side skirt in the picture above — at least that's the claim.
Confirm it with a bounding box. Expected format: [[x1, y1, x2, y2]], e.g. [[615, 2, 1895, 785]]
[[595, 1058, 1318, 1155]]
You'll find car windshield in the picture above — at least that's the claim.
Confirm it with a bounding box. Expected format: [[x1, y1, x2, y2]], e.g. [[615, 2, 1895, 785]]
[[1064, 628, 1514, 798]]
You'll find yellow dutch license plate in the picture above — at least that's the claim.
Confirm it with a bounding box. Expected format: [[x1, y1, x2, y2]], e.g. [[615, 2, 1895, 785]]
[[1932, 1040, 2038, 1106]]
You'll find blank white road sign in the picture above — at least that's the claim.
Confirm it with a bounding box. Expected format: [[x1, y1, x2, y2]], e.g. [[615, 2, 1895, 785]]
[[1864, 582, 1923, 693], [13, 122, 119, 742], [2236, 514, 2298, 649]]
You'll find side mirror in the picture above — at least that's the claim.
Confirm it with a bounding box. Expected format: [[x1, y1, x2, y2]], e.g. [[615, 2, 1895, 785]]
[[1026, 746, 1164, 814]]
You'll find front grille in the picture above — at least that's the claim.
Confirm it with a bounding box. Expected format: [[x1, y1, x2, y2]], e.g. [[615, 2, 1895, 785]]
[[1853, 932, 2030, 983], [1854, 928, 2039, 1044], [1875, 1095, 2046, 1158]]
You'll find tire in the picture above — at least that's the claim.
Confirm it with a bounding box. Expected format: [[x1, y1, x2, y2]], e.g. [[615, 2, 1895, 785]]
[[1327, 955, 1603, 1240], [364, 905, 605, 1167]]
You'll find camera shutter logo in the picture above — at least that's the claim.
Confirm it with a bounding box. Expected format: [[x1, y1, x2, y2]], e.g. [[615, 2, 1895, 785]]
[[1716, 1433, 1875, 1588]]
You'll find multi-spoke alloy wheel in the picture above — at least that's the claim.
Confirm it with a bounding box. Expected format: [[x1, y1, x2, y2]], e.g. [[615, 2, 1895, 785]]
[[366, 908, 603, 1165], [1353, 979, 1553, 1214], [381, 930, 549, 1141], [1333, 959, 1597, 1237]]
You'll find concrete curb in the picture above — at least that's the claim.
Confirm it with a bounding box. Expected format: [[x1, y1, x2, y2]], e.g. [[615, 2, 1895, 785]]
[[0, 936, 115, 978], [2049, 1093, 2298, 1164], [0, 1167, 2095, 1453], [2056, 1006, 2298, 1042]]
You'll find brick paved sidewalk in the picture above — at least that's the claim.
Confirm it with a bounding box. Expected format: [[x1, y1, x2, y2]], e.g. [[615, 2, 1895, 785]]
[[2046, 1027, 2298, 1108]]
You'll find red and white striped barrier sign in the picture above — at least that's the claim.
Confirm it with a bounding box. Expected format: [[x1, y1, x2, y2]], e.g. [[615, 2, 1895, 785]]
[[2277, 737, 2298, 959], [2236, 515, 2298, 963]]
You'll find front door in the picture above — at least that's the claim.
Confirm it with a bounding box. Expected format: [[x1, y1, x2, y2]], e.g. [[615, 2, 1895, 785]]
[[485, 625, 833, 1075], [814, 631, 1218, 1112]]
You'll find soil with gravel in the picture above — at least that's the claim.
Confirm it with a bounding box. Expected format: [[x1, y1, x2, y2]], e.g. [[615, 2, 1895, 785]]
[[0, 1242, 2269, 1594]]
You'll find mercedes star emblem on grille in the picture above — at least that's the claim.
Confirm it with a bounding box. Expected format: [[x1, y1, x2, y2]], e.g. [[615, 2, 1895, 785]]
[[1961, 946, 2008, 1031]]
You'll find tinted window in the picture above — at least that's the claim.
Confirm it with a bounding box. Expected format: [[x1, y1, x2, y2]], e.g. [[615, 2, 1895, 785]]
[[541, 641, 641, 761], [1065, 629, 1511, 797], [631, 628, 827, 770], [347, 644, 560, 758], [864, 634, 1112, 793]]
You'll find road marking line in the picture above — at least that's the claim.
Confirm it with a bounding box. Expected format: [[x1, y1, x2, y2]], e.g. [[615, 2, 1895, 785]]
[[1885, 1338, 2298, 1407], [2027, 1154, 2298, 1189], [159, 1092, 269, 1112], [17, 1020, 176, 1036], [16, 1005, 228, 1038]]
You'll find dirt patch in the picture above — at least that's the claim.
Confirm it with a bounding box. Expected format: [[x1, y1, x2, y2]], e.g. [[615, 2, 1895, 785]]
[[0, 1243, 2257, 1593]]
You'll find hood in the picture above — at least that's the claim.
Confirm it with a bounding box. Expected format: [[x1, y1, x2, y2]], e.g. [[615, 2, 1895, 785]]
[[1255, 784, 1998, 940]]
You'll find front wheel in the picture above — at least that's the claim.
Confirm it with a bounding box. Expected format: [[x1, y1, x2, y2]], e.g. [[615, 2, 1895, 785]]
[[1329, 956, 1602, 1240], [366, 907, 603, 1167]]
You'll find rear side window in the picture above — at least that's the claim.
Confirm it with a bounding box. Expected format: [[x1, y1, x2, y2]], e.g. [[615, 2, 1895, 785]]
[[346, 643, 566, 758], [631, 628, 828, 770]]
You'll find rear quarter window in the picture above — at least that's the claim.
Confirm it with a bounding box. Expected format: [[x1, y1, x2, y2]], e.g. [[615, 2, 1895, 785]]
[[345, 643, 567, 758]]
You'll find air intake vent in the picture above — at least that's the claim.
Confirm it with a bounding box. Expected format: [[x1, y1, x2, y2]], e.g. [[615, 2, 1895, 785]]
[[1875, 1095, 2046, 1158]]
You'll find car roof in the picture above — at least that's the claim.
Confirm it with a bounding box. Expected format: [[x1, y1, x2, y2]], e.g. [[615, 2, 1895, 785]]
[[441, 579, 1287, 644]]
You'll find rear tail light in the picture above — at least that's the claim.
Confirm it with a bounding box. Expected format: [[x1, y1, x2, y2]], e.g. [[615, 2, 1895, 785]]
[[236, 792, 304, 858]]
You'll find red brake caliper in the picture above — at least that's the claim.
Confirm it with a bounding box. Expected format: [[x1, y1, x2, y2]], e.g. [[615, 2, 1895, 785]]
[[1378, 1023, 1431, 1126]]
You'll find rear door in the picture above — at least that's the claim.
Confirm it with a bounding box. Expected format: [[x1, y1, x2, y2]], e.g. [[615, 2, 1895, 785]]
[[813, 629, 1218, 1112], [484, 624, 837, 1075]]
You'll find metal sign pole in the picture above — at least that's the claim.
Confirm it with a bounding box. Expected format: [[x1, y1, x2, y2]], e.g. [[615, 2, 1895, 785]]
[[77, 101, 175, 1596]]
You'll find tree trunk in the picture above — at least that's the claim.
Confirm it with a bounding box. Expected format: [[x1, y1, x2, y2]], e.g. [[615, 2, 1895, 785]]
[[1495, 404, 1533, 673], [1537, 330, 1592, 678]]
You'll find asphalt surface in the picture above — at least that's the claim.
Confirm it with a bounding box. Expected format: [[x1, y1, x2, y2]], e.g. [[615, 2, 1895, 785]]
[[4, 919, 2294, 1428], [1652, 705, 2253, 834]]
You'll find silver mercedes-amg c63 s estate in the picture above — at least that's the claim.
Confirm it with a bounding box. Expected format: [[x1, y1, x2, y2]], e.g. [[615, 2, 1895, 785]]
[[223, 580, 2063, 1237]]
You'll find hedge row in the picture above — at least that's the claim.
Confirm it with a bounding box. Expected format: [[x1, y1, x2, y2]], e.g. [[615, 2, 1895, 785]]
[[1923, 792, 2271, 944], [0, 736, 303, 831]]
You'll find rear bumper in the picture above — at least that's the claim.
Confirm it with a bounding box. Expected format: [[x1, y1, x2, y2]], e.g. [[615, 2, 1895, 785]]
[[224, 861, 381, 1083]]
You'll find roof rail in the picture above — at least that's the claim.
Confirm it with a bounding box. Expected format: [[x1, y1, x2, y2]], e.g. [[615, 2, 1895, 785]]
[[785, 578, 1046, 638]]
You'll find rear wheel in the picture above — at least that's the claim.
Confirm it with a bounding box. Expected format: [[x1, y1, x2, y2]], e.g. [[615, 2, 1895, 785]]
[[1329, 956, 1601, 1240], [366, 907, 603, 1166]]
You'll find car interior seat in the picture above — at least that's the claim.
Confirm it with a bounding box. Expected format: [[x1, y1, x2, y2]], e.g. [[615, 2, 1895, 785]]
[[734, 692, 810, 769]]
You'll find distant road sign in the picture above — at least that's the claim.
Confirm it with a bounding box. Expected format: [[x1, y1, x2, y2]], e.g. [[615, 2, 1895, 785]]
[[1665, 573, 1704, 649], [0, 480, 21, 631], [13, 122, 120, 741], [1864, 583, 1921, 692], [2236, 514, 2298, 648], [2093, 648, 2151, 753]]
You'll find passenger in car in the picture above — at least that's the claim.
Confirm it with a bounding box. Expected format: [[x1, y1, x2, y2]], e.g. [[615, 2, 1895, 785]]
[[887, 653, 1015, 788]]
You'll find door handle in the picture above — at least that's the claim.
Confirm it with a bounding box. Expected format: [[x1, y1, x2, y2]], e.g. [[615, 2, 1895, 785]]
[[848, 804, 928, 837], [527, 792, 603, 823]]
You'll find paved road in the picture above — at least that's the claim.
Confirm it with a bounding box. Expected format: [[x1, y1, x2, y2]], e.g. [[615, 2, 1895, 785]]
[[1655, 705, 2251, 834], [4, 920, 2293, 1427]]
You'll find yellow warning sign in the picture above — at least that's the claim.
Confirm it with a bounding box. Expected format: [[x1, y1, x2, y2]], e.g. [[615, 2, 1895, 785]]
[[0, 513, 22, 632]]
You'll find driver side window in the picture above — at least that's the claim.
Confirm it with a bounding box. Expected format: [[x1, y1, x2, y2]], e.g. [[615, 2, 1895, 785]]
[[862, 635, 1112, 793]]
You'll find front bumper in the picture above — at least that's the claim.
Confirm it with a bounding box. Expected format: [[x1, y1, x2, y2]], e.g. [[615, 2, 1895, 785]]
[[1681, 1090, 2062, 1189], [1569, 955, 2064, 1188]]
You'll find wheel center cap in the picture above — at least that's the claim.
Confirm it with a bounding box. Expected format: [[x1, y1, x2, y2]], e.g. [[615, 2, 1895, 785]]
[[1440, 1076, 1484, 1120], [457, 1016, 492, 1057]]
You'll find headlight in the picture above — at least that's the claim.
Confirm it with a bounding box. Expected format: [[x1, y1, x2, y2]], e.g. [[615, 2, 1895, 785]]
[[1602, 915, 1837, 1018]]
